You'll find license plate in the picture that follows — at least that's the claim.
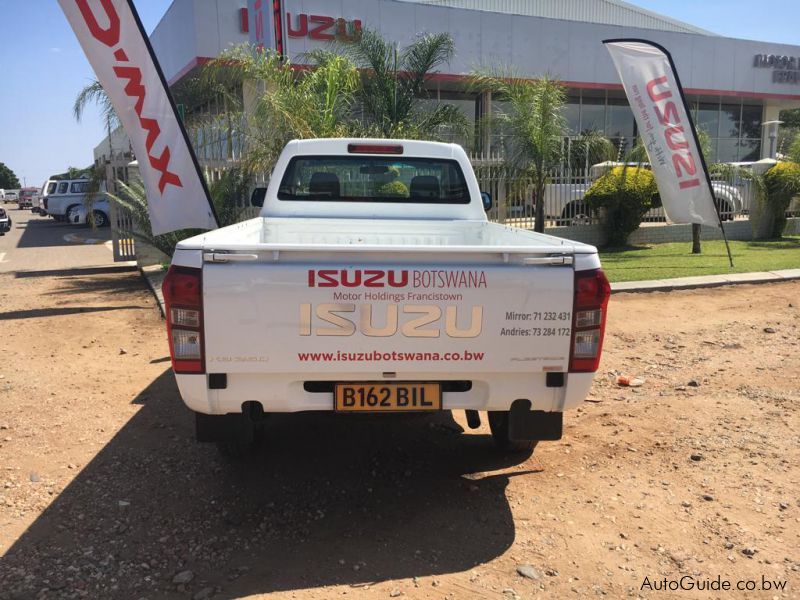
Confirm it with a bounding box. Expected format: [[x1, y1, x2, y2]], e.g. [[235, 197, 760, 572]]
[[334, 382, 441, 412]]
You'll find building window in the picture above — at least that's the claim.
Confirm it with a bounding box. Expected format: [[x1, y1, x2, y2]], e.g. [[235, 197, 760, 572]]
[[580, 94, 605, 134], [563, 96, 580, 135], [690, 98, 762, 162]]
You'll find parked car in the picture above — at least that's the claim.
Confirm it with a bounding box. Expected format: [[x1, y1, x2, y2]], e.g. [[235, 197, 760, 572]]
[[507, 162, 743, 224], [3, 191, 18, 204], [163, 138, 611, 457], [17, 188, 39, 210], [42, 178, 104, 222], [0, 207, 11, 234], [67, 197, 111, 228], [39, 180, 59, 215]]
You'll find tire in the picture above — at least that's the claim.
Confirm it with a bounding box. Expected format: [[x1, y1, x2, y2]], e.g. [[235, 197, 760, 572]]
[[196, 410, 262, 459], [92, 210, 109, 228], [561, 202, 591, 226], [488, 411, 538, 453], [714, 198, 733, 222], [65, 205, 80, 224]]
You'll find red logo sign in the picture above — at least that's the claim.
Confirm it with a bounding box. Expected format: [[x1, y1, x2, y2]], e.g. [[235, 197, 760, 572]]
[[75, 0, 182, 193], [646, 76, 700, 191], [308, 269, 409, 288], [287, 13, 362, 42]]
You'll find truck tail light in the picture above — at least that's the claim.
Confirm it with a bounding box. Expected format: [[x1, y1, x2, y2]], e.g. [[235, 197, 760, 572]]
[[162, 266, 204, 374], [569, 269, 610, 373]]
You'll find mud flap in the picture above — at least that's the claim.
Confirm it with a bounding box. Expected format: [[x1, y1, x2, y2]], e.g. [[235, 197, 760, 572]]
[[508, 400, 563, 441]]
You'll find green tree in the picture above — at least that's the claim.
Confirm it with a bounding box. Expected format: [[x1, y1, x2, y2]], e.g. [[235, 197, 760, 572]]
[[345, 30, 468, 141], [763, 161, 800, 238], [472, 73, 567, 233], [567, 131, 616, 170], [0, 163, 21, 189], [73, 79, 118, 132], [204, 46, 360, 174], [779, 108, 800, 129]]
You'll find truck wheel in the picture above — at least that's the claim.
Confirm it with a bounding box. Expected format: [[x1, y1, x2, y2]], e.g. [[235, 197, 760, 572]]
[[561, 202, 591, 226], [196, 411, 260, 459], [92, 210, 109, 228], [488, 411, 538, 453], [714, 197, 733, 221]]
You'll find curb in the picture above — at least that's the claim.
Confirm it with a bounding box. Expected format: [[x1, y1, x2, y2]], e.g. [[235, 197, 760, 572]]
[[610, 269, 800, 294], [141, 265, 166, 318]]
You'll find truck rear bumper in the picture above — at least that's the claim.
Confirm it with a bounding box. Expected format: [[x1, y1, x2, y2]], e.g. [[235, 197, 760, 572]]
[[175, 372, 596, 415]]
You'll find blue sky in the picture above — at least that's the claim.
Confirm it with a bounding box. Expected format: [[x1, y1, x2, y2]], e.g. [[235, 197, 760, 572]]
[[0, 0, 797, 188], [0, 0, 171, 188]]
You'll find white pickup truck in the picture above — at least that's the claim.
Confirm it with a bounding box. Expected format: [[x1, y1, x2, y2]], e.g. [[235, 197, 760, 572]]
[[163, 139, 610, 456]]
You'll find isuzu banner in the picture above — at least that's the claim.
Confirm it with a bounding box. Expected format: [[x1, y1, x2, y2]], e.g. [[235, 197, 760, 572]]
[[604, 39, 720, 227], [59, 0, 218, 234]]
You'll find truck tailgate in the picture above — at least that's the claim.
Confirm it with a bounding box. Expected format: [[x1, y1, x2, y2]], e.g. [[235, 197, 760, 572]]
[[203, 259, 574, 375]]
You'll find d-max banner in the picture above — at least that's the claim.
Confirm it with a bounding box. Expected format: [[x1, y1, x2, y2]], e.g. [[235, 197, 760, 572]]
[[603, 39, 720, 228], [59, 0, 218, 234]]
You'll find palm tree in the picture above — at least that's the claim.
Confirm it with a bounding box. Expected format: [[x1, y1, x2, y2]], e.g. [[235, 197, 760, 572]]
[[567, 131, 616, 170], [344, 30, 468, 140], [203, 46, 360, 174], [106, 178, 194, 259], [73, 79, 119, 132], [472, 73, 567, 233]]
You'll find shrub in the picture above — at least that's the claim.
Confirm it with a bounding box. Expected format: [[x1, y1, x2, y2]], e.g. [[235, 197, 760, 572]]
[[375, 180, 409, 198], [584, 166, 658, 247], [763, 161, 800, 238]]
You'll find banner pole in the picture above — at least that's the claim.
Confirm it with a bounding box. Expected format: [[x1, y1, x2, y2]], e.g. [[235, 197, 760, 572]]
[[124, 0, 220, 229], [603, 38, 734, 268], [655, 46, 735, 268]]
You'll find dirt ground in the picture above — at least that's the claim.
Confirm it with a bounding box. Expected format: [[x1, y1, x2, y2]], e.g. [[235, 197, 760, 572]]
[[0, 262, 798, 599]]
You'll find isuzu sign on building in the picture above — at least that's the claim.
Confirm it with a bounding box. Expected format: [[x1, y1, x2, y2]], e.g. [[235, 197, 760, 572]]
[[59, 0, 218, 234], [604, 39, 720, 227]]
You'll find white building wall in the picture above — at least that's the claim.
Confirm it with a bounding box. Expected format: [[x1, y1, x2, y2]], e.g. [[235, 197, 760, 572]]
[[396, 0, 715, 34], [150, 0, 248, 84], [272, 0, 800, 100]]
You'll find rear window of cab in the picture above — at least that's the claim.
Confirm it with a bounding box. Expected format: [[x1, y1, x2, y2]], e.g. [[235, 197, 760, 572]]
[[277, 156, 470, 204]]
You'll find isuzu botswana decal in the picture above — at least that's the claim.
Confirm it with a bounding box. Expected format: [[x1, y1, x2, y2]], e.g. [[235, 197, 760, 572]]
[[299, 304, 483, 338], [307, 269, 488, 289]]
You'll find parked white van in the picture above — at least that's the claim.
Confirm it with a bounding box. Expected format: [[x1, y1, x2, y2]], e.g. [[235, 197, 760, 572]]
[[43, 178, 103, 222]]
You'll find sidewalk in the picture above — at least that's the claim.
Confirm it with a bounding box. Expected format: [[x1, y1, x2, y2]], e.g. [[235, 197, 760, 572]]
[[610, 268, 800, 293]]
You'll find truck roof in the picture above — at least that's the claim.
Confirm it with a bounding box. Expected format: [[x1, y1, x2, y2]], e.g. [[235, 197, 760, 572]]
[[284, 138, 462, 159]]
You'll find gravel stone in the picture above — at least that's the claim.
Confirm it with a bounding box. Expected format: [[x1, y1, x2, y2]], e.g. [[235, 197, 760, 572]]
[[172, 570, 195, 584], [516, 564, 542, 580]]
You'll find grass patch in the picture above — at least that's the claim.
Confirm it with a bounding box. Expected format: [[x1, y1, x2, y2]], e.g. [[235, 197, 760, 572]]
[[600, 236, 800, 282]]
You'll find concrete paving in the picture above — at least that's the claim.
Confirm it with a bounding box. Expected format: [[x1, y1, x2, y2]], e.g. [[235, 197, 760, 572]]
[[0, 205, 131, 274], [610, 268, 800, 293]]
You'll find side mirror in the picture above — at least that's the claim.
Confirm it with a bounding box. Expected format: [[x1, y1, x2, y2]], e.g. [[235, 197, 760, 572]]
[[250, 187, 267, 208], [480, 191, 492, 211]]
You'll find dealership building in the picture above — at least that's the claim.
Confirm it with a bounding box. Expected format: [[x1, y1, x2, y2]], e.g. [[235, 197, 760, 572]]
[[95, 0, 800, 169]]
